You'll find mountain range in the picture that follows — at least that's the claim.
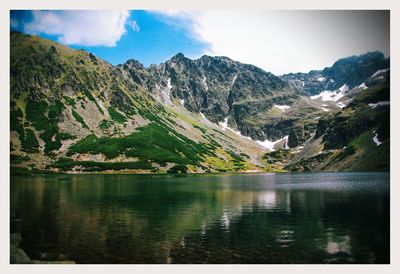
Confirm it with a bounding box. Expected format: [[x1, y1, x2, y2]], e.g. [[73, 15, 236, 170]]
[[10, 31, 390, 174]]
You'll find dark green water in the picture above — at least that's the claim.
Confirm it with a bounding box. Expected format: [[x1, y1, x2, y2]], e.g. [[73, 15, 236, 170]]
[[10, 172, 389, 264]]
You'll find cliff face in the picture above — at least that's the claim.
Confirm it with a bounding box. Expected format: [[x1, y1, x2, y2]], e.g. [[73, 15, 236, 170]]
[[10, 32, 390, 173], [281, 51, 389, 95]]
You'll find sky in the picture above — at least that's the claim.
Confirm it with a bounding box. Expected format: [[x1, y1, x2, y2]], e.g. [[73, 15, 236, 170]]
[[10, 10, 389, 75]]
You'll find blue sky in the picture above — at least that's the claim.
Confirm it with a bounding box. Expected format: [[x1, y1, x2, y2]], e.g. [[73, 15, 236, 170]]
[[10, 10, 389, 74], [10, 10, 210, 66], [98, 11, 210, 66]]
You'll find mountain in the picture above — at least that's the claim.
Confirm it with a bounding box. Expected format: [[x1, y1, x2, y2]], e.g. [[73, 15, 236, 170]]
[[10, 32, 390, 174], [281, 51, 390, 95]]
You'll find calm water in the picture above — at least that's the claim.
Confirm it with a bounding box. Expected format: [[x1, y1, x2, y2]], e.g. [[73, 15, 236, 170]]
[[10, 172, 389, 264]]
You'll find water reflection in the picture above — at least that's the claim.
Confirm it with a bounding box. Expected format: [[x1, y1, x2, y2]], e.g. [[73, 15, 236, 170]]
[[326, 234, 351, 255], [258, 191, 277, 209], [10, 172, 389, 264]]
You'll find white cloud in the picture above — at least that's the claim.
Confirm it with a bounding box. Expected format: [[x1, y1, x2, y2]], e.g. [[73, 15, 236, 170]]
[[24, 10, 131, 47], [150, 11, 201, 35], [156, 10, 389, 75]]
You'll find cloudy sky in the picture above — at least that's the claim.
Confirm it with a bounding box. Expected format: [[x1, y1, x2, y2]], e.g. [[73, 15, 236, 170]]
[[10, 10, 389, 75]]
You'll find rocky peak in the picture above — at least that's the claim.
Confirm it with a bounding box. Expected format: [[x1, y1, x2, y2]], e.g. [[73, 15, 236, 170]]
[[121, 59, 145, 70], [322, 51, 389, 90], [168, 53, 190, 65], [281, 51, 389, 95]]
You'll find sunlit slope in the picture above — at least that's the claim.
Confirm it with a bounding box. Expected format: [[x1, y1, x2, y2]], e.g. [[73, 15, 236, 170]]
[[10, 32, 267, 174]]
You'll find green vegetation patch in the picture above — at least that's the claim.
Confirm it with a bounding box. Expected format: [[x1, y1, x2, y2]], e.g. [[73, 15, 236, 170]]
[[330, 145, 356, 163], [10, 166, 58, 175], [50, 157, 154, 172], [25, 99, 49, 130], [10, 154, 30, 165], [99, 119, 112, 130], [167, 165, 188, 174], [263, 149, 291, 164], [193, 125, 207, 134], [346, 130, 389, 171], [108, 107, 127, 124], [56, 132, 77, 140], [23, 99, 66, 154], [67, 122, 216, 166], [24, 129, 39, 152], [72, 109, 89, 129], [63, 96, 76, 107]]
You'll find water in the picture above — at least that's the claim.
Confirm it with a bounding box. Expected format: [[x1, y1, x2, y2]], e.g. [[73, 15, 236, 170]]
[[10, 172, 390, 264]]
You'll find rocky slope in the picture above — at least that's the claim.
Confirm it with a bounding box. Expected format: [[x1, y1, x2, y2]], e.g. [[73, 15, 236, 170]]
[[281, 51, 390, 95], [10, 32, 390, 173]]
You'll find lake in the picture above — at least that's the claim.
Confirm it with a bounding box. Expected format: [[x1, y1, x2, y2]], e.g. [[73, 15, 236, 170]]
[[10, 172, 390, 264]]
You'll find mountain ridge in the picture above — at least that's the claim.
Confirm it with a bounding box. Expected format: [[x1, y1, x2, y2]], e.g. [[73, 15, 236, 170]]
[[10, 32, 390, 174]]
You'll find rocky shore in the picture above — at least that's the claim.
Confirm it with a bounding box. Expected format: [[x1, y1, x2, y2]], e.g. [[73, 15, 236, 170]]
[[10, 233, 75, 264]]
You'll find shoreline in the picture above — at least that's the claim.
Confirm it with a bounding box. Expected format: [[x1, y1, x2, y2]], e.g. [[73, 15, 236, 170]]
[[10, 233, 75, 264]]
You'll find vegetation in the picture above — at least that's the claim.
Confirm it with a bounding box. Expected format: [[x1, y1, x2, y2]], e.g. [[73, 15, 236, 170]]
[[63, 96, 76, 107], [330, 145, 356, 163], [108, 107, 127, 124], [50, 157, 154, 172], [99, 119, 112, 130], [263, 149, 291, 164], [10, 154, 30, 165], [193, 125, 207, 134], [167, 165, 188, 174], [72, 109, 89, 129], [67, 122, 217, 166], [23, 99, 66, 154], [56, 132, 77, 140], [9, 32, 390, 173]]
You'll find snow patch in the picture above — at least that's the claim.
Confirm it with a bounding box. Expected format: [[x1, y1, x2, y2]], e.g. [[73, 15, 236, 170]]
[[317, 77, 326, 82], [338, 84, 349, 93], [160, 78, 173, 104], [310, 83, 349, 102], [180, 99, 185, 106], [283, 136, 289, 149], [274, 104, 290, 112], [314, 116, 321, 120], [358, 83, 368, 90], [321, 107, 329, 112], [373, 130, 382, 146], [371, 68, 389, 78], [368, 101, 390, 109], [219, 116, 254, 141], [232, 75, 238, 85], [217, 117, 292, 151], [202, 76, 208, 91], [336, 102, 346, 109], [167, 78, 172, 90], [321, 104, 328, 107], [219, 117, 228, 130], [256, 135, 289, 151]]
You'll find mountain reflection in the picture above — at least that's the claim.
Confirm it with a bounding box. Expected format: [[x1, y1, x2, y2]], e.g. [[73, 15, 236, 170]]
[[11, 173, 389, 263]]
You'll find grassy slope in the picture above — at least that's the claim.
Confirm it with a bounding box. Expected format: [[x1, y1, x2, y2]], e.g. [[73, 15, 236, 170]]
[[10, 32, 389, 173], [276, 83, 390, 171], [10, 32, 261, 174]]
